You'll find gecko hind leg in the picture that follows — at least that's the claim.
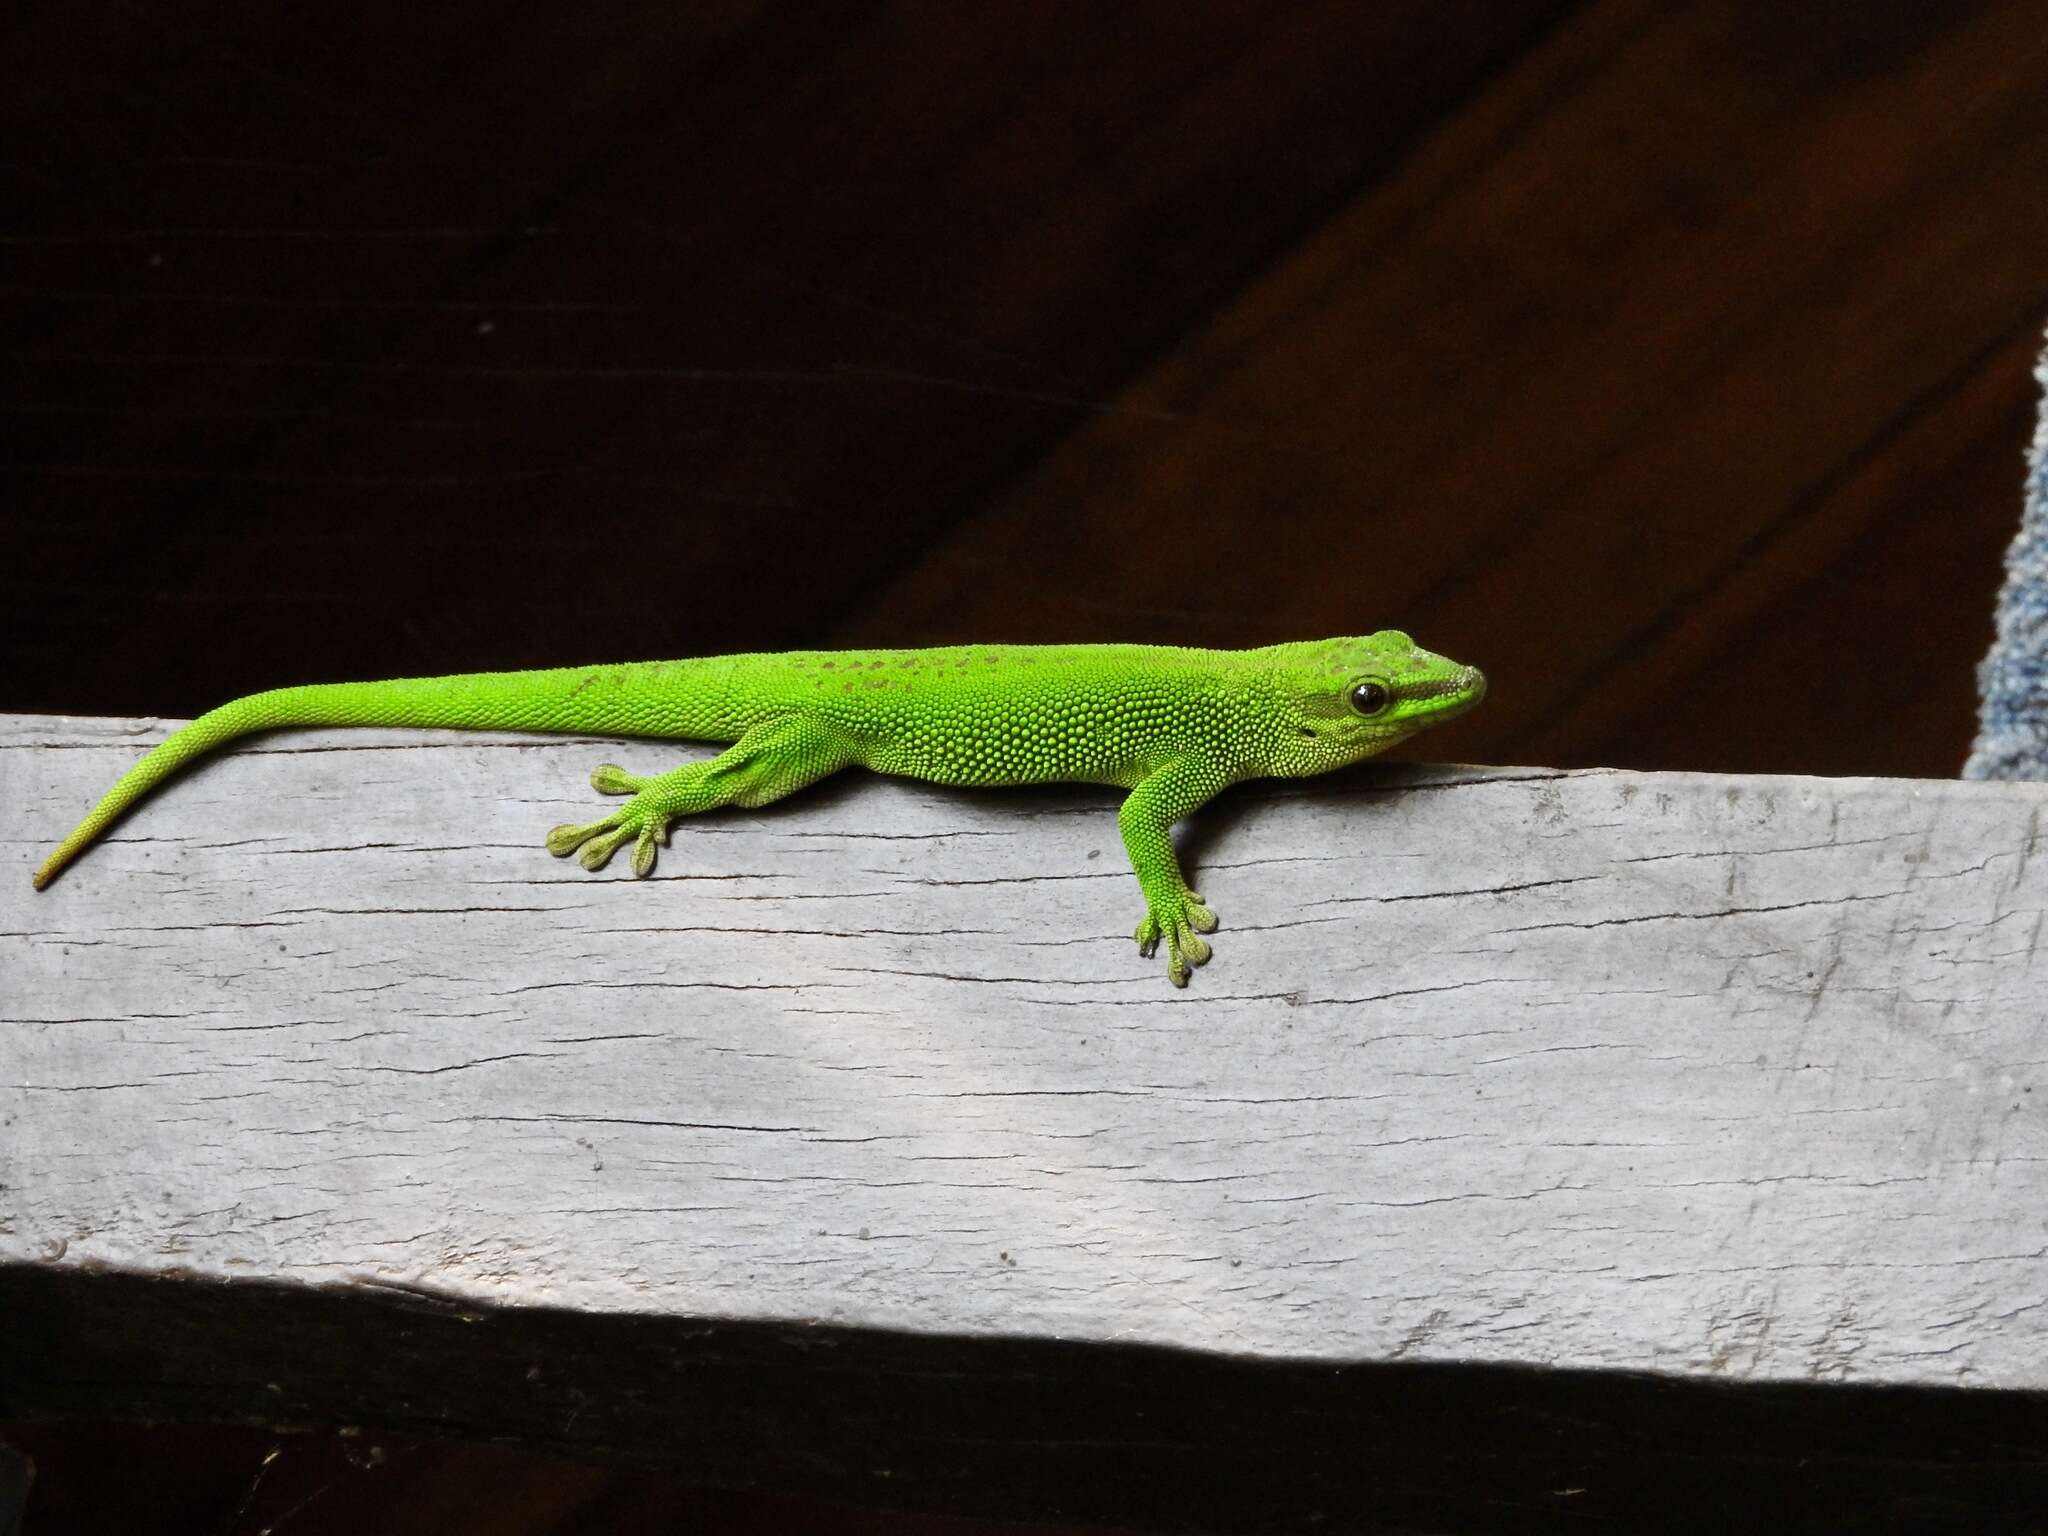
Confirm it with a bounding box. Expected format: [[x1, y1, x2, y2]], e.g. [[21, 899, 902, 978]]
[[546, 715, 856, 878]]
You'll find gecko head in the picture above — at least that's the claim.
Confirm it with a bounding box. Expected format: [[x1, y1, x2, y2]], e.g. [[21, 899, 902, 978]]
[[1260, 631, 1486, 775]]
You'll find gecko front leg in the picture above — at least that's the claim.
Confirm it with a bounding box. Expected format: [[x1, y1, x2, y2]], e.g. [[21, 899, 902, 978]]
[[1119, 756, 1228, 987]]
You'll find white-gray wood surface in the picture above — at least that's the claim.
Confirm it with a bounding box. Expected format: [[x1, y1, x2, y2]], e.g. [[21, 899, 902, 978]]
[[4, 714, 2044, 1390]]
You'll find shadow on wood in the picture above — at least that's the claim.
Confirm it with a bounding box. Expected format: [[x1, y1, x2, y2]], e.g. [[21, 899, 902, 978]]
[[4, 1266, 2046, 1534]]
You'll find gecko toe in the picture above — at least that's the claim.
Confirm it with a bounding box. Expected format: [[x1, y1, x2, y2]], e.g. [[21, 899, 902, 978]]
[[576, 823, 636, 871], [546, 820, 603, 856], [590, 763, 642, 795], [630, 818, 666, 878]]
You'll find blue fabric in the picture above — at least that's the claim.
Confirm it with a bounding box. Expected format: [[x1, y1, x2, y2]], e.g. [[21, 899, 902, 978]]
[[1965, 331, 2048, 781]]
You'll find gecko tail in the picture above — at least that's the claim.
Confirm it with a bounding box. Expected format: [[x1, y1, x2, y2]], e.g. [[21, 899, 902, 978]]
[[31, 689, 308, 890], [31, 661, 743, 890]]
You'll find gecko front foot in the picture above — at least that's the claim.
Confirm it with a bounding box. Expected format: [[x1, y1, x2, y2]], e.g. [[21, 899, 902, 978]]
[[1134, 889, 1218, 988], [545, 764, 670, 877]]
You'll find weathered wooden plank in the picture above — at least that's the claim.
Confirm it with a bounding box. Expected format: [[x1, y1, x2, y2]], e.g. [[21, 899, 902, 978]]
[[6, 712, 2044, 1371], [4, 714, 2046, 1526]]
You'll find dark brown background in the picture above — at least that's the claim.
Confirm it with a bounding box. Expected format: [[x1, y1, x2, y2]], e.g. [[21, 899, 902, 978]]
[[6, 0, 2048, 1530]]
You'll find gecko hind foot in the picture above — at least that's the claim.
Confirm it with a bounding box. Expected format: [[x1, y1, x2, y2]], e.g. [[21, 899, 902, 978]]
[[546, 767, 671, 876]]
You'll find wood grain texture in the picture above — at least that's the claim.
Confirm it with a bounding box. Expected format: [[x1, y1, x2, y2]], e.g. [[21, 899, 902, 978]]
[[5, 714, 2044, 1397]]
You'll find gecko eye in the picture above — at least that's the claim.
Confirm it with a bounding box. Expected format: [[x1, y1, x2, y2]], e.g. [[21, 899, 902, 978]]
[[1348, 681, 1392, 716]]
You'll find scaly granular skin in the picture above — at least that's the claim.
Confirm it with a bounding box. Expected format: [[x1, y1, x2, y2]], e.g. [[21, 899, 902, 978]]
[[32, 635, 1486, 986]]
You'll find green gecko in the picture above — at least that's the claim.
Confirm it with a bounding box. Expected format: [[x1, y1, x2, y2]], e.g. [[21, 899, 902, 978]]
[[32, 636, 1485, 986]]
